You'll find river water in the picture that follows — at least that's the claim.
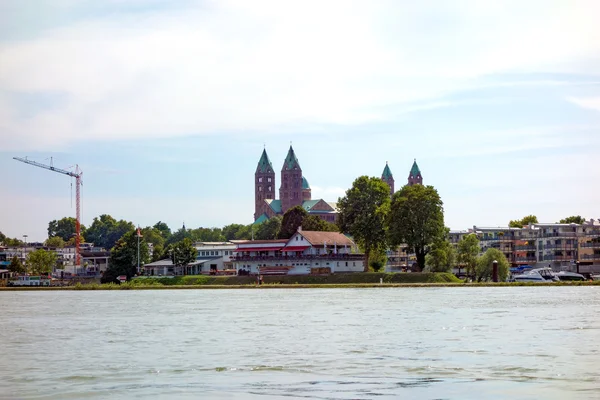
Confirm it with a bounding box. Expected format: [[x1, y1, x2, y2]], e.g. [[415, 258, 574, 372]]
[[1, 287, 599, 399]]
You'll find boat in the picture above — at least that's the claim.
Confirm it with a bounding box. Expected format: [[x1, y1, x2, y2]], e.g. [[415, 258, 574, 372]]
[[554, 271, 586, 281], [512, 267, 558, 283], [7, 275, 52, 287]]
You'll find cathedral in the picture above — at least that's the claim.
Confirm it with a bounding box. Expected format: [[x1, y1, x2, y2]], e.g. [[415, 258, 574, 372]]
[[253, 146, 423, 223]]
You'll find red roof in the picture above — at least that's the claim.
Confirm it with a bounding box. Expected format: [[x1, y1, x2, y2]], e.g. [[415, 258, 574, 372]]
[[281, 246, 309, 252]]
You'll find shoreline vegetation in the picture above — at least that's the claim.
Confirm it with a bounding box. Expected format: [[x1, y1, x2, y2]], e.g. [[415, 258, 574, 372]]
[[2, 273, 598, 290]]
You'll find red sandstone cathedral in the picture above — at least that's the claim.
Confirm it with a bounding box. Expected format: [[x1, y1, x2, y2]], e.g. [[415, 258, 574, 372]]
[[254, 146, 422, 223]]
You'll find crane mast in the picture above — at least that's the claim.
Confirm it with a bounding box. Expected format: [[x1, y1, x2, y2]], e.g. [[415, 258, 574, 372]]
[[13, 157, 83, 267]]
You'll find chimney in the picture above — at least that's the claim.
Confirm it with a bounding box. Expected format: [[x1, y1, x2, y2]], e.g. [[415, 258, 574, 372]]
[[298, 225, 302, 232]]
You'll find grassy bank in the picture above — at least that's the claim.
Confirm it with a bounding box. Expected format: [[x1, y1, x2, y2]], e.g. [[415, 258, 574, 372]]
[[1, 272, 599, 290]]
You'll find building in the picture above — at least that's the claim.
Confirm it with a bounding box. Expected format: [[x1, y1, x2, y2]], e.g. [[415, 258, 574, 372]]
[[232, 228, 364, 275], [254, 146, 338, 223]]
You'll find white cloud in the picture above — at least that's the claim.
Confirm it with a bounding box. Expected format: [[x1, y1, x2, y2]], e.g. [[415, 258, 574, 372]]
[[567, 96, 600, 112], [310, 185, 347, 201], [1, 0, 600, 150]]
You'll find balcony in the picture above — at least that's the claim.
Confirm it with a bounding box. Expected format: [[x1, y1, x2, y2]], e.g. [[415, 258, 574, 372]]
[[515, 245, 536, 251], [541, 232, 579, 238], [515, 257, 537, 263], [543, 255, 576, 262], [580, 242, 600, 249], [231, 253, 364, 262], [581, 254, 600, 261]]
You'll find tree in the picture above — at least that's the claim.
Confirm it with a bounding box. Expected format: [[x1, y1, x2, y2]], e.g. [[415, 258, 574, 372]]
[[255, 216, 282, 240], [388, 184, 445, 272], [102, 230, 150, 283], [457, 233, 480, 279], [141, 227, 165, 248], [222, 224, 246, 240], [166, 226, 192, 245], [559, 216, 585, 224], [47, 217, 86, 242], [45, 236, 66, 248], [190, 227, 225, 242], [337, 176, 391, 272], [26, 249, 58, 275], [476, 248, 510, 282], [0, 231, 5, 244], [368, 248, 388, 272], [153, 221, 172, 240], [278, 206, 309, 239], [508, 215, 538, 228], [425, 238, 456, 273], [85, 214, 135, 250], [170, 238, 197, 271], [151, 243, 165, 262], [8, 256, 26, 274], [302, 215, 338, 232]]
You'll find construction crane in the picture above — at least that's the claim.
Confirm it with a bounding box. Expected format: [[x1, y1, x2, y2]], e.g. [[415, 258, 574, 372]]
[[13, 157, 83, 267]]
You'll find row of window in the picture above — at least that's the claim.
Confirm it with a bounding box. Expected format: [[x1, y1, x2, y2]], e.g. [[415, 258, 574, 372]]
[[198, 250, 233, 256], [257, 186, 272, 192], [257, 177, 272, 183]]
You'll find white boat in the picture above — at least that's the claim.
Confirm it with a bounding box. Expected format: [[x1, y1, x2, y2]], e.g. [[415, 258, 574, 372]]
[[8, 275, 51, 287], [555, 271, 586, 281], [512, 268, 558, 283]]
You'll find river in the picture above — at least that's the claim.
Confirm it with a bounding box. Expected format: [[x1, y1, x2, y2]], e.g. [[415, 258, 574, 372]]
[[1, 287, 599, 399]]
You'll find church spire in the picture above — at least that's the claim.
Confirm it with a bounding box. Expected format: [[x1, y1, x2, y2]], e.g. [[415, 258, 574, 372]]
[[256, 148, 273, 174], [408, 159, 423, 185], [381, 161, 394, 195], [282, 145, 301, 171]]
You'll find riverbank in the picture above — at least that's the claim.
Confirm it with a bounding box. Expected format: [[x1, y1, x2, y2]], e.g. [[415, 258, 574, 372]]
[[1, 271, 598, 290]]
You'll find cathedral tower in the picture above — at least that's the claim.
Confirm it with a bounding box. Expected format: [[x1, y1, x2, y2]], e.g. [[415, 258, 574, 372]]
[[279, 145, 303, 213], [254, 148, 275, 220], [381, 162, 394, 196], [302, 176, 312, 201], [408, 159, 423, 186]]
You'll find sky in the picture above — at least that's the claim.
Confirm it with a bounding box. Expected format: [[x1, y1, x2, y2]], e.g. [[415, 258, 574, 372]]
[[1, 0, 599, 242]]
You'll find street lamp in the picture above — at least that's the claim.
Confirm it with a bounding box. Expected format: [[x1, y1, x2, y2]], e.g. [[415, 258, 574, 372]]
[[136, 227, 142, 275], [22, 234, 28, 264]]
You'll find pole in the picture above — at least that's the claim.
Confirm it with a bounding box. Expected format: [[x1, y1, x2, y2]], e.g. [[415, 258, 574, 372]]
[[492, 260, 499, 282]]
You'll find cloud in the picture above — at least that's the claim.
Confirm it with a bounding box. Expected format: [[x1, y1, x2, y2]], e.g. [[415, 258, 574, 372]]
[[1, 0, 600, 151], [310, 185, 347, 201], [567, 96, 600, 112]]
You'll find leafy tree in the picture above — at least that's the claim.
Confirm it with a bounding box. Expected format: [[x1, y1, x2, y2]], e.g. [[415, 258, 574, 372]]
[[170, 238, 197, 270], [476, 248, 510, 282], [559, 216, 585, 224], [278, 206, 309, 239], [508, 215, 538, 228], [255, 216, 282, 240], [338, 176, 391, 272], [1, 235, 23, 247], [153, 221, 172, 240], [47, 217, 86, 242], [26, 249, 58, 275], [233, 224, 253, 240], [190, 227, 225, 242], [388, 184, 445, 272], [368, 248, 388, 272], [222, 224, 247, 240], [151, 243, 165, 262], [425, 239, 456, 273], [8, 256, 26, 274], [141, 227, 165, 248], [102, 230, 150, 283], [302, 215, 338, 232], [45, 236, 66, 248], [166, 226, 192, 245], [86, 214, 135, 250], [457, 233, 480, 279], [0, 231, 5, 244]]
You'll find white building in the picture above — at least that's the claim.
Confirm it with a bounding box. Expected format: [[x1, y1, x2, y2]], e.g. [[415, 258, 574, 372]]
[[232, 228, 364, 275]]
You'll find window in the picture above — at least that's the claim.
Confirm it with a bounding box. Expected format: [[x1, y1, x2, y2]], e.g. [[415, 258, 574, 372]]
[[268, 177, 271, 182], [296, 236, 299, 241], [258, 177, 262, 183], [268, 186, 271, 191], [259, 186, 262, 191]]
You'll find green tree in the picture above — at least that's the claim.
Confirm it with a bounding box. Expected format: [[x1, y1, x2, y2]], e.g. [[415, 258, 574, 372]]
[[388, 184, 445, 272], [425, 239, 456, 273], [102, 230, 150, 283], [457, 233, 480, 279], [151, 243, 165, 262], [0, 231, 6, 244], [559, 215, 585, 224], [476, 248, 510, 282], [170, 238, 197, 271], [368, 248, 388, 272], [8, 256, 26, 274], [337, 176, 391, 272], [166, 226, 192, 245], [153, 221, 172, 240], [278, 206, 309, 239], [508, 215, 538, 228], [48, 217, 86, 242], [141, 227, 165, 248], [190, 227, 225, 242], [222, 224, 246, 240], [302, 215, 338, 232], [255, 216, 282, 240], [45, 236, 66, 248], [86, 214, 135, 250], [233, 224, 253, 240], [26, 249, 58, 275]]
